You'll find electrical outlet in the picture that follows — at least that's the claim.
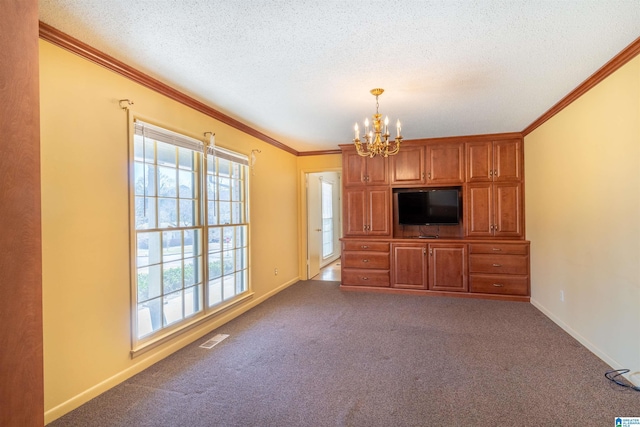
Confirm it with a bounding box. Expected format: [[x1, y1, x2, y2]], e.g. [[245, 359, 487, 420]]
[[274, 268, 278, 276], [560, 290, 564, 302]]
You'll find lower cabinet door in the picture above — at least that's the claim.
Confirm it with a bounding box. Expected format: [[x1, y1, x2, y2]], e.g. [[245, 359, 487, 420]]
[[428, 244, 468, 292], [391, 243, 427, 289]]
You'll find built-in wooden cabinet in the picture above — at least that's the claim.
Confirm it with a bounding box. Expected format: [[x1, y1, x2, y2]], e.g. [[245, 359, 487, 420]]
[[343, 148, 389, 186], [426, 142, 465, 185], [340, 134, 529, 301], [391, 242, 427, 289], [428, 243, 468, 292], [465, 182, 523, 238], [466, 139, 523, 182], [344, 186, 391, 236]]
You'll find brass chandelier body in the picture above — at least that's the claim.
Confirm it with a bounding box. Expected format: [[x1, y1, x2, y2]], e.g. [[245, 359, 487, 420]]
[[353, 88, 402, 158]]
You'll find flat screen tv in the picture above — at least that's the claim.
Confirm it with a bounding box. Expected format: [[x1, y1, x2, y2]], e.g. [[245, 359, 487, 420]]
[[397, 188, 460, 225]]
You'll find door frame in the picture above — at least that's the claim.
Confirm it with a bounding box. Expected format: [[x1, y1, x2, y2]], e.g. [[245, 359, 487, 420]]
[[299, 168, 342, 279]]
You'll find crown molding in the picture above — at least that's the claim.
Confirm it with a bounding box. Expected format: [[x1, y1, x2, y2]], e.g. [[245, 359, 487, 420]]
[[38, 21, 300, 156], [298, 149, 342, 156], [523, 36, 640, 136]]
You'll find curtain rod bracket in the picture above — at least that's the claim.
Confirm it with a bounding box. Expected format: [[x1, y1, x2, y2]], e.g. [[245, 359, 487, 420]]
[[119, 99, 134, 109]]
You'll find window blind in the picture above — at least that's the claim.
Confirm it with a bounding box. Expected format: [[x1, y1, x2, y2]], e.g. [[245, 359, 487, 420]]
[[134, 120, 248, 166]]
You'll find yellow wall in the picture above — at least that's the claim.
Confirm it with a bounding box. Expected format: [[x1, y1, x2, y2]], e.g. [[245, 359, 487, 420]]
[[40, 40, 303, 422], [525, 55, 640, 384]]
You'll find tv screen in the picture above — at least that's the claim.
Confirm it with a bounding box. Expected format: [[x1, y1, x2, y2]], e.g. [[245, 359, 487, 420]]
[[397, 188, 460, 225]]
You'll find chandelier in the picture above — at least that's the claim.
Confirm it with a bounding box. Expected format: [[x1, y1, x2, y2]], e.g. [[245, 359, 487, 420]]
[[353, 88, 402, 157]]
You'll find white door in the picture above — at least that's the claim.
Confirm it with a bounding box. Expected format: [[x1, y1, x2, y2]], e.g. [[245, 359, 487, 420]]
[[307, 174, 322, 278]]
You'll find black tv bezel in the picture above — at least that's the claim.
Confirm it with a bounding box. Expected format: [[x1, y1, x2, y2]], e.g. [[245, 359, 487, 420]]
[[395, 187, 461, 226]]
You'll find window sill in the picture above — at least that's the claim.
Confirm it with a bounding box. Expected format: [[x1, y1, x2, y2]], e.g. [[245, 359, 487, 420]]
[[130, 291, 254, 358]]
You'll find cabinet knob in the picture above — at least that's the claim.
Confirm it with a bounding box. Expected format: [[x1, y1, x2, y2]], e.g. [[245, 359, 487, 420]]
[[362, 259, 369, 263], [492, 263, 502, 267], [362, 277, 369, 280], [361, 245, 369, 249], [492, 283, 504, 287], [492, 248, 502, 251]]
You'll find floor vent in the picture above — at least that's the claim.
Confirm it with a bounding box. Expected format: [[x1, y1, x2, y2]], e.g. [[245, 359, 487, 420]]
[[199, 334, 229, 349]]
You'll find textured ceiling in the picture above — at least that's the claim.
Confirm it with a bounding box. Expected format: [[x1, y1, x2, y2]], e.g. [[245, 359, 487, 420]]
[[39, 0, 640, 153]]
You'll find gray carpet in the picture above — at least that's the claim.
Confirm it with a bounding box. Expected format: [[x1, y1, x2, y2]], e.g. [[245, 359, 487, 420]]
[[49, 281, 639, 426]]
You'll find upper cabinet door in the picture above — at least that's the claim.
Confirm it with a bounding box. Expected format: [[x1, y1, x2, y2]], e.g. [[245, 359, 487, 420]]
[[342, 148, 389, 186], [343, 149, 366, 186], [493, 139, 523, 182], [366, 154, 390, 186], [466, 139, 523, 182], [466, 141, 493, 182], [426, 142, 465, 185], [390, 145, 426, 185]]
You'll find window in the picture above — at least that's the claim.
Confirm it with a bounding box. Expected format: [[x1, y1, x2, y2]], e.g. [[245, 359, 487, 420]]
[[132, 121, 249, 346], [321, 180, 333, 258]]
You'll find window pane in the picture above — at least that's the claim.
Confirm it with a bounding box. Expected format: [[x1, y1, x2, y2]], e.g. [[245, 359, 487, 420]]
[[231, 202, 242, 224], [184, 285, 202, 317], [138, 297, 162, 338], [184, 229, 201, 258], [135, 197, 157, 230], [208, 228, 222, 253], [157, 141, 176, 167], [163, 231, 182, 261], [163, 291, 183, 326], [208, 278, 222, 306], [235, 270, 247, 294], [179, 199, 196, 227], [235, 247, 247, 269], [207, 157, 216, 175], [219, 177, 231, 201], [163, 260, 182, 294], [179, 170, 195, 198], [222, 250, 234, 275], [218, 159, 230, 177], [158, 166, 177, 197], [137, 231, 161, 266], [184, 257, 196, 286], [158, 198, 177, 227], [219, 202, 231, 224], [178, 147, 194, 170], [207, 201, 218, 225], [222, 274, 235, 300], [209, 252, 222, 279], [223, 227, 234, 249], [231, 179, 242, 201], [206, 176, 216, 200], [237, 225, 247, 247]]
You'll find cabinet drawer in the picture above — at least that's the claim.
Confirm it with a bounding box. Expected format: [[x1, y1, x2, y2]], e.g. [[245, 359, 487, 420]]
[[470, 275, 529, 296], [343, 251, 390, 269], [342, 269, 390, 287], [342, 241, 389, 252], [469, 243, 528, 255], [469, 254, 529, 275]]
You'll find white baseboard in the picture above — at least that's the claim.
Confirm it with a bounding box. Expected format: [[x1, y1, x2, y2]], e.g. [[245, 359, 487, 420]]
[[44, 276, 300, 424], [530, 297, 638, 386]]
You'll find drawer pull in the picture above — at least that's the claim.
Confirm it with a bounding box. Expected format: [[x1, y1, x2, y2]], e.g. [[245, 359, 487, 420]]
[[492, 283, 504, 287], [492, 263, 502, 267], [361, 245, 369, 249], [362, 259, 369, 263], [492, 248, 502, 251], [362, 277, 369, 280]]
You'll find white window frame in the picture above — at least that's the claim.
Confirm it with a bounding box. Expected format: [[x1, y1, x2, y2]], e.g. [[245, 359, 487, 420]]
[[129, 119, 251, 355]]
